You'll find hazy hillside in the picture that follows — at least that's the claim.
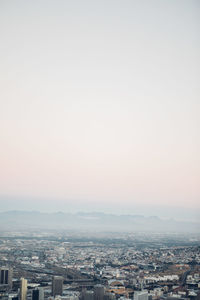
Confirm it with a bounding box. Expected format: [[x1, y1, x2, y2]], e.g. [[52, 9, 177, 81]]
[[0, 211, 199, 233]]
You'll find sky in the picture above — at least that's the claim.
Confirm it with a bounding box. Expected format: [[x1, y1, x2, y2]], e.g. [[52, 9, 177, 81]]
[[0, 0, 199, 221]]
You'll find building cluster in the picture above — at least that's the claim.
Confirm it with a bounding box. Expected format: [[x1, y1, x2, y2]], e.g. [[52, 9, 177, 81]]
[[0, 234, 199, 300]]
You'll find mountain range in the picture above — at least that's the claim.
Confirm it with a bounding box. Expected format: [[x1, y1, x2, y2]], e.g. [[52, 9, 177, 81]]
[[0, 210, 199, 233]]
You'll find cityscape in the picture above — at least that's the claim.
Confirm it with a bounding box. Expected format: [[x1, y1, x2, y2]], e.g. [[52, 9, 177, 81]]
[[0, 226, 200, 300]]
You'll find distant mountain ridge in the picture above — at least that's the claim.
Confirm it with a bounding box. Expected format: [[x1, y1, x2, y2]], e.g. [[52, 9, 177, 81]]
[[0, 210, 199, 233]]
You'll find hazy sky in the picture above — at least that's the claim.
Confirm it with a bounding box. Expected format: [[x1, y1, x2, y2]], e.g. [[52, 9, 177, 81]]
[[0, 0, 199, 220]]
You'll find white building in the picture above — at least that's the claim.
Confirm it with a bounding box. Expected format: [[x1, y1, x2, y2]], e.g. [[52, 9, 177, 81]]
[[134, 290, 148, 300]]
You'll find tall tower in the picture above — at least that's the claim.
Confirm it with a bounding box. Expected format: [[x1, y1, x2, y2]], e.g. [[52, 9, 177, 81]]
[[52, 276, 63, 297], [20, 278, 27, 300], [94, 285, 104, 300], [32, 287, 44, 300], [82, 290, 94, 300], [0, 267, 13, 290]]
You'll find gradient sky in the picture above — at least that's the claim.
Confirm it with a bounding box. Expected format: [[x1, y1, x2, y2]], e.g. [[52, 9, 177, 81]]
[[0, 0, 199, 221]]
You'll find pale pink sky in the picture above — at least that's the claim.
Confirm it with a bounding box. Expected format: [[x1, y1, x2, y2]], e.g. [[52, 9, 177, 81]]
[[0, 0, 199, 219]]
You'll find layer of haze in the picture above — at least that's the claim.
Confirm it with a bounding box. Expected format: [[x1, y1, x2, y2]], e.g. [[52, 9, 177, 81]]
[[0, 0, 199, 221]]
